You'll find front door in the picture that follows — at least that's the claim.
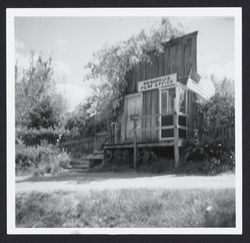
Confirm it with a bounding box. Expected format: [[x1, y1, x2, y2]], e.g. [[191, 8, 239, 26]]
[[124, 93, 142, 142], [160, 87, 176, 140]]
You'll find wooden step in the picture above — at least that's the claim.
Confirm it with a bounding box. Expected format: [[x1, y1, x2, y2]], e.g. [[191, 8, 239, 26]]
[[88, 150, 104, 160], [70, 161, 89, 167], [93, 150, 104, 154], [69, 157, 90, 169], [69, 151, 104, 170]]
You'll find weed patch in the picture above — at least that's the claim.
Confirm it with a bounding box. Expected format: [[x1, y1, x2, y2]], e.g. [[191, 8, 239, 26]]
[[16, 188, 235, 228]]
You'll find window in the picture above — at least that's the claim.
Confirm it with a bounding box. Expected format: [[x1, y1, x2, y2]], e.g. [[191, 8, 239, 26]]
[[179, 88, 186, 114], [160, 88, 175, 139], [168, 88, 175, 113], [161, 88, 175, 115]]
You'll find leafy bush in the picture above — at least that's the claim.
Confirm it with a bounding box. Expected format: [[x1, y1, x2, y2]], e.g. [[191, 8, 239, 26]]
[[179, 78, 235, 174], [195, 78, 235, 148], [180, 139, 235, 174], [16, 127, 81, 146], [15, 143, 71, 175]]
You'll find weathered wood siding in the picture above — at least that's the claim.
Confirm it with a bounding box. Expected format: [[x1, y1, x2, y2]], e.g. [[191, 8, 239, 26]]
[[123, 32, 198, 142], [126, 31, 198, 94], [123, 93, 142, 142], [142, 89, 159, 141]]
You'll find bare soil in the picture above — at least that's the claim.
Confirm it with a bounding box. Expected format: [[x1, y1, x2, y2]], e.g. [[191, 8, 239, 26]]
[[16, 171, 235, 193]]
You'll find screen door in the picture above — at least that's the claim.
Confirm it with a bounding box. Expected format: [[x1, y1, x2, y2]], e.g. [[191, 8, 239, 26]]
[[160, 88, 175, 140]]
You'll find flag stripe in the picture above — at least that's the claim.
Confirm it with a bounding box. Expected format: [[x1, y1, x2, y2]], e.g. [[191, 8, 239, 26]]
[[200, 79, 215, 92], [187, 77, 215, 100], [188, 81, 211, 100]]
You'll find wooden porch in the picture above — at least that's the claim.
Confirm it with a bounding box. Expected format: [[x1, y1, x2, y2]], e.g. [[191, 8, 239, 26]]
[[103, 138, 185, 150]]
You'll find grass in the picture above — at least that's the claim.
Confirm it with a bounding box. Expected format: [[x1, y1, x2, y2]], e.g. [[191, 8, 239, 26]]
[[16, 188, 235, 228]]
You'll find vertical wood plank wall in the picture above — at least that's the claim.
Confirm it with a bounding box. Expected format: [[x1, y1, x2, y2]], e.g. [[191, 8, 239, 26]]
[[124, 32, 198, 142], [126, 32, 198, 94], [143, 90, 159, 141]]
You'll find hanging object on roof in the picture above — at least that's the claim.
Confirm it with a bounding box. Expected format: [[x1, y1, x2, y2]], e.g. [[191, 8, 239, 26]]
[[186, 68, 215, 100]]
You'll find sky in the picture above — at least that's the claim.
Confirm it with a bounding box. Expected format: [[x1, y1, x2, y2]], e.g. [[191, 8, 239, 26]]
[[15, 16, 234, 111]]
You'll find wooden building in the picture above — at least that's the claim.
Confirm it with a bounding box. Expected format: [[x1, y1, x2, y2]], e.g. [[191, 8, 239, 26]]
[[103, 31, 200, 167]]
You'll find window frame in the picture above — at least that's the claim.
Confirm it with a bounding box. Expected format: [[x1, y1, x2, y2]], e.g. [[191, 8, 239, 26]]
[[159, 85, 176, 141]]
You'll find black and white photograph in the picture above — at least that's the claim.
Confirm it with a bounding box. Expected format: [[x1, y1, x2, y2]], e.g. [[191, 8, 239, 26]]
[[6, 8, 242, 234]]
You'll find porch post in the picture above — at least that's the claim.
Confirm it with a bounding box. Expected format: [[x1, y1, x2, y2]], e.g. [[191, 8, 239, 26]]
[[130, 115, 139, 170], [174, 84, 180, 168], [114, 122, 118, 144], [133, 119, 137, 169]]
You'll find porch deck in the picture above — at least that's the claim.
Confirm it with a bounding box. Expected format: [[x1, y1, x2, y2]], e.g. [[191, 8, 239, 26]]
[[103, 138, 185, 150]]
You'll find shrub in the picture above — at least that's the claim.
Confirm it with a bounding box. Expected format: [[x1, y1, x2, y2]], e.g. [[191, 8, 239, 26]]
[[178, 78, 235, 174], [180, 139, 235, 174], [16, 127, 81, 147], [15, 143, 71, 175]]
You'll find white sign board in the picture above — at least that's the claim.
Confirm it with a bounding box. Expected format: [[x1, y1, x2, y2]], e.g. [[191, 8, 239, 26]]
[[138, 73, 177, 92]]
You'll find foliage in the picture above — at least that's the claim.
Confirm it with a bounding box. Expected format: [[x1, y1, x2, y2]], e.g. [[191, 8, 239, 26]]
[[28, 95, 64, 129], [17, 127, 64, 146], [138, 147, 157, 165], [179, 77, 235, 174], [15, 53, 67, 128], [196, 77, 235, 143], [16, 126, 85, 146], [85, 18, 184, 121], [16, 188, 235, 227], [15, 143, 71, 175], [180, 139, 235, 175], [64, 102, 107, 137]]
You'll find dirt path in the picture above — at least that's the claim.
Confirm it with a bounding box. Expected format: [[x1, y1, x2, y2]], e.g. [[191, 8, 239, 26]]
[[15, 171, 235, 193]]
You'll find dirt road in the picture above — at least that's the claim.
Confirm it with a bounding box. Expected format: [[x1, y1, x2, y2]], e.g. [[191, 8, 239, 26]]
[[15, 171, 235, 193]]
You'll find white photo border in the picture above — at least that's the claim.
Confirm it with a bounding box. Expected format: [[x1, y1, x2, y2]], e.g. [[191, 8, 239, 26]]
[[6, 7, 242, 235]]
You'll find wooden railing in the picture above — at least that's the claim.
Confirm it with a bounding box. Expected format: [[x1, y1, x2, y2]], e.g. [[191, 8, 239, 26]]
[[57, 117, 234, 152], [107, 113, 234, 150], [106, 113, 189, 144]]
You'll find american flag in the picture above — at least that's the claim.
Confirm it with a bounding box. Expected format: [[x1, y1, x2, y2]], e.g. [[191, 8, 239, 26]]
[[186, 68, 215, 100]]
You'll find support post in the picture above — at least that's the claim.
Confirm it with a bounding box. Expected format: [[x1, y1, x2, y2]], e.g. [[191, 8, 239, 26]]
[[114, 122, 118, 144], [174, 113, 179, 168], [174, 84, 180, 168], [133, 119, 137, 169]]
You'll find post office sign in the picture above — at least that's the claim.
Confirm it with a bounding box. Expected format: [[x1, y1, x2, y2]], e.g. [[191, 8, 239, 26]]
[[138, 73, 177, 92]]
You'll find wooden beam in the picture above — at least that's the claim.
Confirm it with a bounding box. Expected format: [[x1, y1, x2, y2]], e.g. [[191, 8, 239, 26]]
[[103, 140, 176, 150], [132, 119, 137, 169], [174, 85, 180, 168]]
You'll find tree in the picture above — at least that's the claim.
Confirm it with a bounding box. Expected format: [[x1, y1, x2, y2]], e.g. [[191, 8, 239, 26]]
[[15, 53, 67, 128], [196, 77, 235, 145], [65, 101, 106, 137], [28, 95, 65, 129], [84, 18, 184, 122]]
